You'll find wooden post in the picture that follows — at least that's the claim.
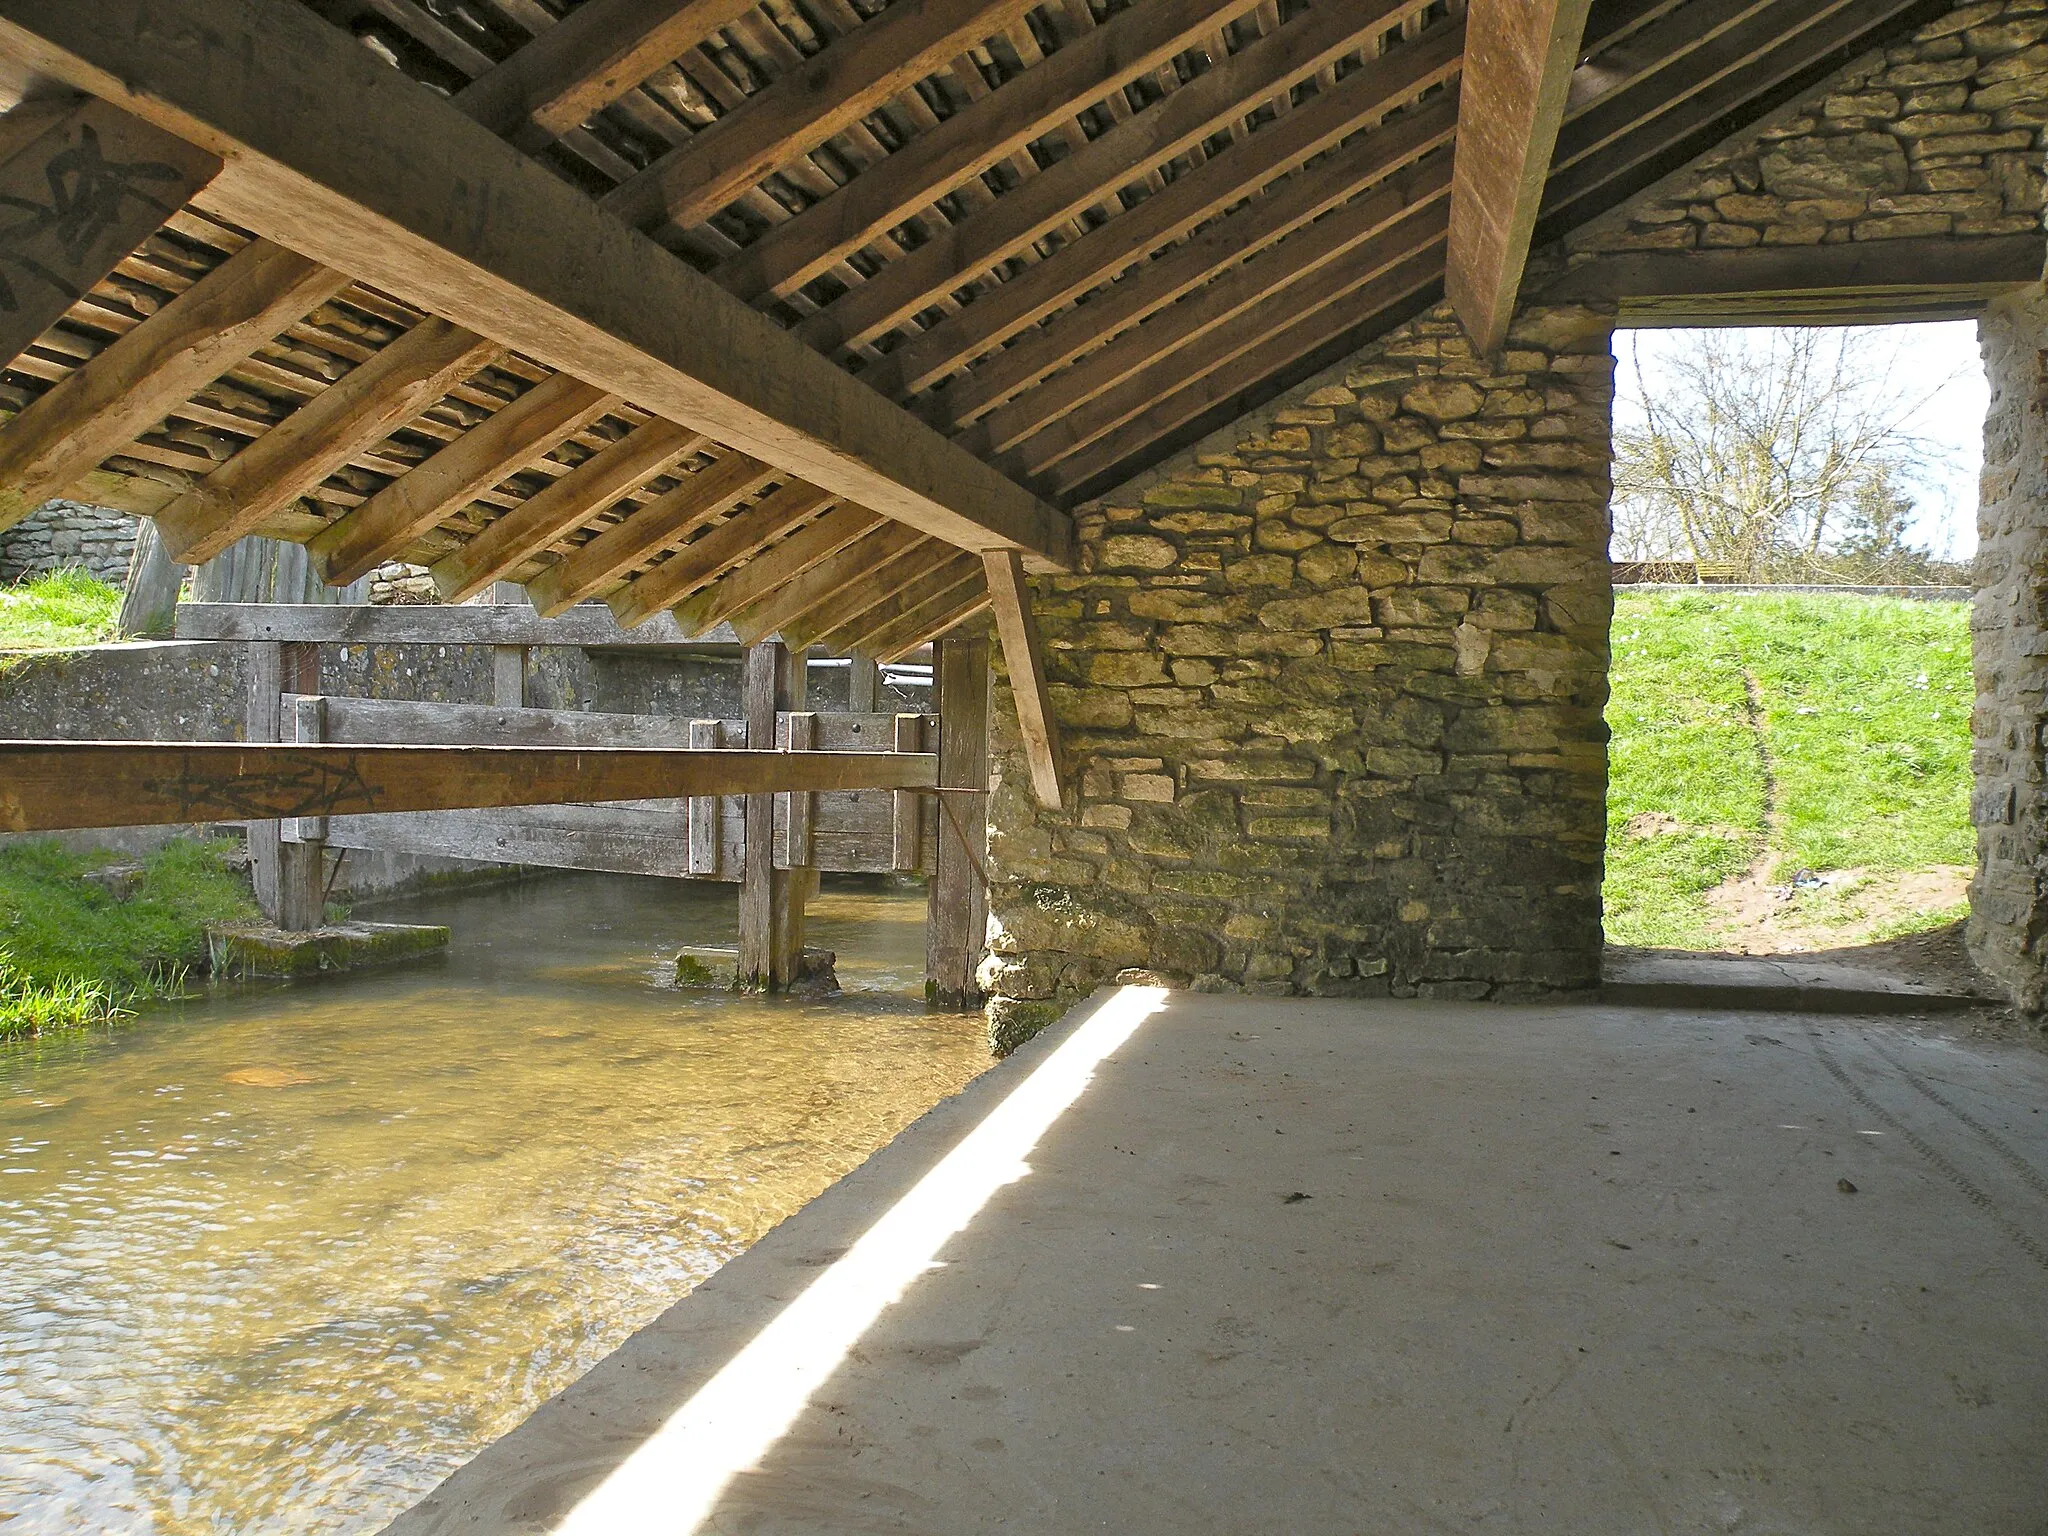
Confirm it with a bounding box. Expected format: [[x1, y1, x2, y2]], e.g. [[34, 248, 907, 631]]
[[117, 520, 185, 638], [275, 641, 325, 931], [687, 718, 722, 875], [847, 651, 880, 712], [491, 644, 527, 707], [892, 712, 924, 872], [927, 635, 989, 1009], [738, 640, 812, 989], [244, 639, 283, 920]]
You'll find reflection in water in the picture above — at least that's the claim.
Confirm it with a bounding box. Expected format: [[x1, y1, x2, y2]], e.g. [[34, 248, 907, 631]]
[[0, 874, 988, 1535]]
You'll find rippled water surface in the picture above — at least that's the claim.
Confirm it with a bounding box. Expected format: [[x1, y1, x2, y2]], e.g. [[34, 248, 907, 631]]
[[0, 874, 989, 1533]]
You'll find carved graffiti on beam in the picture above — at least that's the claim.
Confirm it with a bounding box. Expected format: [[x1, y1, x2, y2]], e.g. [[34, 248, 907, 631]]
[[0, 124, 192, 312], [139, 750, 382, 820]]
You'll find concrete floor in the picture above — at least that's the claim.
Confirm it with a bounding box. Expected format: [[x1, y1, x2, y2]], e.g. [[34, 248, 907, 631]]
[[390, 989, 2048, 1535]]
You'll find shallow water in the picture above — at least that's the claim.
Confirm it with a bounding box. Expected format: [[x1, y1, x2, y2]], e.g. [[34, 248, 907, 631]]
[[0, 874, 989, 1534]]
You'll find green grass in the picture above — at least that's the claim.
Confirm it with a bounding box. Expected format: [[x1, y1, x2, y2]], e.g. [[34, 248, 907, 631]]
[[1605, 592, 1973, 949], [0, 838, 257, 1039], [0, 568, 122, 650]]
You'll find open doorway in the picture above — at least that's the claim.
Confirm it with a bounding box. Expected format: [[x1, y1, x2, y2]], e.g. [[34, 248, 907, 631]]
[[1602, 322, 1983, 963]]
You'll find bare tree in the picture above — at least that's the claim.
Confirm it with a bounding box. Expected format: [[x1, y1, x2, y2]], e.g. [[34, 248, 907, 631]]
[[1611, 328, 1956, 582]]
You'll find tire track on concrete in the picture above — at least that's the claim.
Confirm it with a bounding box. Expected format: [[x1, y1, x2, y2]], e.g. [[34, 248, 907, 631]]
[[1804, 1026, 2048, 1274], [1859, 1038, 2048, 1205]]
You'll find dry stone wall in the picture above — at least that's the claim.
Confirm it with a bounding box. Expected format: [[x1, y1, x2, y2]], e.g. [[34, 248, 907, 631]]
[[0, 500, 138, 585], [1562, 1, 2048, 261], [980, 302, 1617, 1052]]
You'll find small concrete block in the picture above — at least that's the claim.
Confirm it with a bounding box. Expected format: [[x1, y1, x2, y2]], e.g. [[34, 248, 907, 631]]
[[207, 921, 450, 979]]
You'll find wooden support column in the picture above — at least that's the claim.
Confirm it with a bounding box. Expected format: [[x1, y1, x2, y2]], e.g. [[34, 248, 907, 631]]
[[243, 639, 282, 919], [274, 641, 325, 930], [983, 550, 1062, 810], [927, 635, 989, 1009], [491, 645, 527, 708], [847, 652, 880, 713], [737, 639, 811, 989]]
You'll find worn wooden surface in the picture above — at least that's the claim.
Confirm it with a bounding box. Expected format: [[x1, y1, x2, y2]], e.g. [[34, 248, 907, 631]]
[[927, 636, 989, 1008], [984, 550, 1061, 810], [174, 602, 745, 648]]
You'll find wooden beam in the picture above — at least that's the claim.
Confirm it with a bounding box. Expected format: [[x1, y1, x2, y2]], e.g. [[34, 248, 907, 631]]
[[1444, 0, 1594, 355], [601, 0, 1041, 234], [173, 600, 745, 647], [707, 0, 1264, 304], [965, 169, 1453, 458], [450, 0, 764, 148], [310, 373, 618, 588], [875, 588, 991, 664], [794, 0, 1428, 360], [875, 30, 1464, 404], [778, 540, 955, 651], [802, 552, 982, 655], [1040, 246, 1445, 499], [0, 740, 939, 832], [0, 94, 217, 375], [524, 449, 776, 616], [662, 501, 882, 634], [603, 480, 833, 628], [982, 550, 1059, 810], [0, 241, 348, 530], [152, 317, 503, 564], [727, 522, 929, 646], [427, 416, 705, 602], [1005, 210, 1450, 480], [0, 0, 1073, 569], [927, 634, 989, 1008], [1540, 233, 2048, 320]]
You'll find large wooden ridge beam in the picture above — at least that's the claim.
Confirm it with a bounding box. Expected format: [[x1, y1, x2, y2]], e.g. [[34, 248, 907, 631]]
[[0, 741, 939, 833], [0, 0, 1073, 571], [1445, 0, 1594, 354]]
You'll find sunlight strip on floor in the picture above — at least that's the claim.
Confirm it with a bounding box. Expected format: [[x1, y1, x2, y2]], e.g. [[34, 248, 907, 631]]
[[552, 984, 1170, 1535]]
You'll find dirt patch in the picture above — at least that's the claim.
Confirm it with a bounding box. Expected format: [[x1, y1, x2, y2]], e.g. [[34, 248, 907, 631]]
[[1704, 863, 1971, 953], [1623, 811, 1687, 838]]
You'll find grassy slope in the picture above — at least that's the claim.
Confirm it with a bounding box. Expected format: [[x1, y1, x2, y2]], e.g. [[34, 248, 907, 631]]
[[0, 569, 121, 650], [1604, 592, 1972, 949], [0, 839, 258, 1038]]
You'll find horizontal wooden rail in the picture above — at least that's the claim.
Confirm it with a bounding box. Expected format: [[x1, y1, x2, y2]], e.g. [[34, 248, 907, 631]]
[[0, 741, 938, 832], [173, 602, 749, 649]]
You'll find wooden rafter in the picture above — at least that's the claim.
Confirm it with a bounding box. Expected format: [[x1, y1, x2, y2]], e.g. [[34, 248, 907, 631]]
[[875, 589, 992, 665], [604, 481, 834, 627], [781, 541, 959, 651], [1445, 0, 1594, 354], [669, 502, 884, 635], [810, 554, 983, 655], [0, 0, 1073, 569], [982, 549, 1060, 809], [728, 522, 929, 645]]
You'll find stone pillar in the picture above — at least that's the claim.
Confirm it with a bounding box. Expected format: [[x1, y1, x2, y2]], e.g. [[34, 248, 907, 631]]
[[980, 300, 1616, 1053], [1969, 284, 2048, 1010]]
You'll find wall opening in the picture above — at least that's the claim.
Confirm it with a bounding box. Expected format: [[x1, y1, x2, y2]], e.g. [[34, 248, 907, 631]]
[[1603, 321, 1983, 963]]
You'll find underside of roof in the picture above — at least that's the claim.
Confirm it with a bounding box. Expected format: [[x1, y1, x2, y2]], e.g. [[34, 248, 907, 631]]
[[0, 0, 1998, 646]]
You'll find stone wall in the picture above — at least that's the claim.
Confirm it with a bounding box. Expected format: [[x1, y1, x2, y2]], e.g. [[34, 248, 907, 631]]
[[0, 500, 139, 585], [1562, 1, 2048, 261], [979, 302, 1617, 1051], [1968, 284, 2048, 1008]]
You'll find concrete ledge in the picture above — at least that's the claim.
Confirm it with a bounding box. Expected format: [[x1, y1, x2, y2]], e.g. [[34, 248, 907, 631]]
[[1601, 949, 1997, 1015], [206, 920, 449, 979]]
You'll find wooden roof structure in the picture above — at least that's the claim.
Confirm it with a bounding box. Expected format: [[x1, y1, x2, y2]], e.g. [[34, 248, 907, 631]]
[[0, 0, 2018, 672]]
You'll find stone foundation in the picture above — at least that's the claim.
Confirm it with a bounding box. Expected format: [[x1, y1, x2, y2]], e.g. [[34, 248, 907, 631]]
[[980, 302, 1616, 1049]]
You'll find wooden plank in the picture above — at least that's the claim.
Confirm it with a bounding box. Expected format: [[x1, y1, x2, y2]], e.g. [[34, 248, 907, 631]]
[[0, 241, 348, 531], [428, 416, 704, 602], [0, 0, 1075, 570], [927, 635, 988, 1008], [710, 0, 1266, 304], [874, 587, 991, 664], [812, 553, 982, 656], [602, 0, 1040, 233], [782, 711, 816, 868], [116, 518, 183, 639], [984, 549, 1060, 810], [175, 600, 746, 647], [242, 639, 282, 918], [324, 801, 741, 881], [451, 0, 764, 148], [1539, 233, 2048, 315], [523, 449, 776, 616], [738, 641, 778, 986], [777, 539, 956, 651], [0, 95, 217, 374], [0, 740, 939, 832], [490, 645, 526, 707], [727, 523, 929, 647], [668, 502, 884, 635], [847, 653, 879, 713], [153, 319, 504, 564], [688, 717, 720, 875], [891, 712, 923, 874], [881, 33, 1464, 405], [608, 482, 838, 629], [794, 0, 1421, 359], [1445, 0, 1594, 354], [312, 373, 619, 587]]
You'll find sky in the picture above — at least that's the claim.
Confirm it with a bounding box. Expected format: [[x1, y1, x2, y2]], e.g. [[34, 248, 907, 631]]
[[1614, 320, 1989, 560]]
